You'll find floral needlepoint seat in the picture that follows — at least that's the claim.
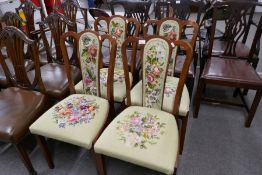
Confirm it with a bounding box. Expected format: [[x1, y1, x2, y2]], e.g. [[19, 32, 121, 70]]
[[93, 36, 193, 175], [95, 106, 179, 174], [30, 94, 109, 149]]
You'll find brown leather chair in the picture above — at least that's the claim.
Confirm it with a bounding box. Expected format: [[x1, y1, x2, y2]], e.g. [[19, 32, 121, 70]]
[[31, 11, 81, 99], [194, 1, 262, 127], [0, 12, 34, 89], [0, 26, 54, 174]]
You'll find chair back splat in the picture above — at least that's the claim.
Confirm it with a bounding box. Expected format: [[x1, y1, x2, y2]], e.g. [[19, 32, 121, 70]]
[[60, 30, 117, 102], [40, 11, 76, 64], [0, 12, 25, 30], [57, 0, 89, 30], [16, 0, 45, 38], [109, 0, 151, 26], [122, 36, 193, 115], [0, 26, 44, 91], [207, 1, 256, 58]]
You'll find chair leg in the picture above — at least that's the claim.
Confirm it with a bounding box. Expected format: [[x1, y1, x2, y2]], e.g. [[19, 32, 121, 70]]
[[93, 152, 107, 175], [179, 114, 188, 154], [245, 90, 262, 127], [233, 88, 240, 98], [186, 77, 194, 99], [193, 78, 205, 118], [13, 143, 37, 175], [173, 168, 177, 175], [35, 135, 54, 169]]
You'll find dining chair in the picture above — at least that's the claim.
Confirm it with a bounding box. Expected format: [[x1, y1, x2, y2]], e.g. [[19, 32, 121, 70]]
[[15, 0, 46, 40], [194, 1, 262, 127], [29, 29, 117, 174], [57, 0, 90, 30], [94, 36, 193, 175], [28, 11, 81, 99], [74, 15, 141, 105], [109, 0, 151, 27], [0, 26, 54, 175], [0, 12, 34, 89], [89, 8, 110, 20], [200, 1, 259, 74]]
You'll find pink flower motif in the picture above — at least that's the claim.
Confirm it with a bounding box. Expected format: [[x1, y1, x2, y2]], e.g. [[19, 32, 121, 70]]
[[88, 44, 97, 58], [164, 87, 172, 94], [131, 117, 142, 125], [168, 31, 177, 41], [152, 65, 161, 76], [113, 27, 123, 38], [85, 76, 93, 87], [147, 73, 154, 83]]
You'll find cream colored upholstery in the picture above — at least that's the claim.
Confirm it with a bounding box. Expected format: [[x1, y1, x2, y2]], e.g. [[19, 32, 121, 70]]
[[128, 76, 190, 116], [75, 68, 133, 102], [95, 106, 179, 175], [30, 94, 109, 149]]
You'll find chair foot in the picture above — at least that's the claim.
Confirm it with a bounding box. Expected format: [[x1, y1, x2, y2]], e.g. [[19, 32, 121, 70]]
[[93, 152, 107, 175], [35, 135, 54, 169], [13, 143, 37, 175], [173, 168, 177, 175], [179, 114, 188, 154]]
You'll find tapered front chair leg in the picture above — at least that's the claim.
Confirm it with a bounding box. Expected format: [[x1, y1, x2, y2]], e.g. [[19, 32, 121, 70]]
[[179, 113, 188, 154], [35, 135, 54, 169], [194, 78, 205, 118], [14, 143, 36, 175], [94, 152, 107, 175]]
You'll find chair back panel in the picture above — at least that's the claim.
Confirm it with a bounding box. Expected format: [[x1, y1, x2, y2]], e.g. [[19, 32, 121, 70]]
[[79, 32, 101, 95], [109, 16, 127, 69], [60, 30, 117, 102], [0, 26, 42, 90], [58, 0, 88, 29], [208, 2, 255, 58], [110, 0, 151, 26], [41, 12, 75, 63], [159, 19, 181, 76], [16, 0, 44, 37], [142, 37, 171, 109], [0, 12, 24, 30]]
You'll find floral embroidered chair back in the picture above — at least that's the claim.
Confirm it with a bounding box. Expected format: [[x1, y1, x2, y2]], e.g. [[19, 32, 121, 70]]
[[78, 31, 101, 95], [144, 17, 182, 76], [94, 15, 140, 69], [60, 30, 117, 100], [142, 37, 172, 109]]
